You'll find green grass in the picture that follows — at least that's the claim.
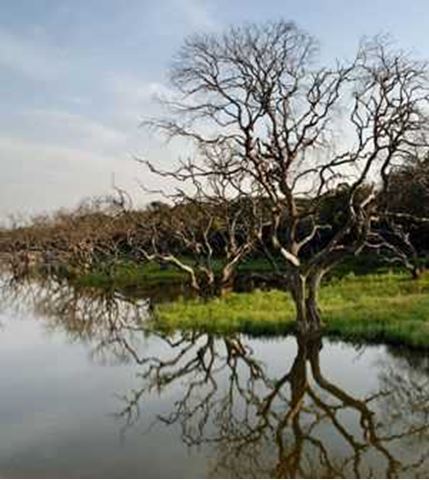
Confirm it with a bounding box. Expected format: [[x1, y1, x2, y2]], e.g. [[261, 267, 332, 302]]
[[154, 271, 429, 348], [76, 260, 184, 289]]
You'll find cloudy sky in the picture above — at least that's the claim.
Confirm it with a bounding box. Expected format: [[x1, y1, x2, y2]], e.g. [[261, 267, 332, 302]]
[[1, 0, 429, 221]]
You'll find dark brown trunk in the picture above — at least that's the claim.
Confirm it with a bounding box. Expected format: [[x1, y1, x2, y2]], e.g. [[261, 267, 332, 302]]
[[196, 270, 235, 299], [306, 270, 324, 329], [411, 265, 422, 280]]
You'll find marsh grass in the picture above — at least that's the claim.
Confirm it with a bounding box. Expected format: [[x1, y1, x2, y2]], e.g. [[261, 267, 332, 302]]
[[155, 271, 429, 348], [76, 261, 184, 288]]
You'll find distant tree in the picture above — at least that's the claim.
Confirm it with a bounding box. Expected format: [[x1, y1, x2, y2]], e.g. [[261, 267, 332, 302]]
[[134, 150, 267, 296], [383, 154, 429, 219], [380, 153, 429, 267]]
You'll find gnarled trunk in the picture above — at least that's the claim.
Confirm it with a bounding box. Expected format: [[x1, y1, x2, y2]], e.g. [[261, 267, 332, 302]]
[[290, 271, 324, 333], [194, 268, 235, 299]]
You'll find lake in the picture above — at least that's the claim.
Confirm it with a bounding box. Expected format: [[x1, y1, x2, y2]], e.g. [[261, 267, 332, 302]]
[[0, 278, 428, 478]]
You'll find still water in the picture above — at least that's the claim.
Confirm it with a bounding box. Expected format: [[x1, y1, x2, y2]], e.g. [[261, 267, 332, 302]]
[[0, 278, 428, 478]]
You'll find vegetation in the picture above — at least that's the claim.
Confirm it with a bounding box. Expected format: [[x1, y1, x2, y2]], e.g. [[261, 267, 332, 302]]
[[155, 271, 429, 348], [75, 260, 184, 288]]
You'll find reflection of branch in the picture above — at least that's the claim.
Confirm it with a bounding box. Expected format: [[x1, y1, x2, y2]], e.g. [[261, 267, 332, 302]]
[[116, 332, 429, 478], [3, 275, 428, 477], [0, 274, 152, 366]]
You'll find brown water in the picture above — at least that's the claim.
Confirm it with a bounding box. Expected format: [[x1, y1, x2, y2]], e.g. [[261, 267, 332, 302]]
[[0, 278, 428, 478]]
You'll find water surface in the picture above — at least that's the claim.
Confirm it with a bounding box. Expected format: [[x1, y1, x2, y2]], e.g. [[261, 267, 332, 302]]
[[0, 279, 428, 478]]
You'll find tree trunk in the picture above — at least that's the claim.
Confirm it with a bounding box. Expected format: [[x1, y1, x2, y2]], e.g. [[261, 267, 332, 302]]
[[306, 271, 324, 329], [218, 265, 235, 297], [195, 270, 235, 298], [411, 265, 422, 280], [290, 271, 324, 333], [219, 278, 234, 297]]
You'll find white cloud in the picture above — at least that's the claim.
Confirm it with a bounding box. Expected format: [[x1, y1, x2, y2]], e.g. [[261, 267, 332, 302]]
[[121, 80, 175, 105], [106, 75, 176, 120], [172, 0, 217, 31], [0, 135, 142, 218], [0, 1, 219, 219], [0, 126, 179, 219], [22, 109, 129, 155], [0, 28, 66, 81]]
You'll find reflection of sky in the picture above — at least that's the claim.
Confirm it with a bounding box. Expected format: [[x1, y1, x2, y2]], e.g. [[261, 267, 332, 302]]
[[0, 310, 208, 477], [0, 299, 422, 477], [248, 335, 382, 395], [2, 0, 429, 220]]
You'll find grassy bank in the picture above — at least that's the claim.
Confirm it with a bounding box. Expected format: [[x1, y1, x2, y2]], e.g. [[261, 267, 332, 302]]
[[155, 271, 429, 348]]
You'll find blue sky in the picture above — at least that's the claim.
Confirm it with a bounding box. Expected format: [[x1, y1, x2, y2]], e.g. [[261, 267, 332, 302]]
[[2, 0, 429, 220]]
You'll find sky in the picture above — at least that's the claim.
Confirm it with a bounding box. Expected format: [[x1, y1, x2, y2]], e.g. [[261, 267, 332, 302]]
[[1, 0, 429, 221]]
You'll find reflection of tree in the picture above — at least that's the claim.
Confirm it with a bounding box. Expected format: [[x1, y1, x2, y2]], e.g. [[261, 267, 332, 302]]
[[0, 275, 151, 364], [376, 349, 429, 450], [2, 277, 429, 477], [117, 333, 429, 478]]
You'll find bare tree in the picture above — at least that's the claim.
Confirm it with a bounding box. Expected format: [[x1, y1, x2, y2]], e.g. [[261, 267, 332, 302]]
[[146, 20, 429, 331], [0, 198, 132, 280], [135, 148, 267, 296]]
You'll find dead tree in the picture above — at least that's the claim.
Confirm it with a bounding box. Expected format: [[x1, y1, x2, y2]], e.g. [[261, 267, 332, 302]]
[[136, 150, 267, 297], [146, 20, 429, 331]]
